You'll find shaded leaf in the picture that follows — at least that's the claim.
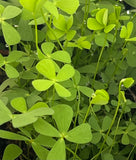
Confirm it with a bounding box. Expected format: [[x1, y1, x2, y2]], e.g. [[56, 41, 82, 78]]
[[34, 118, 61, 137], [5, 64, 19, 78], [65, 123, 92, 144], [52, 104, 73, 133], [2, 5, 22, 20], [47, 138, 66, 160], [2, 144, 22, 160]]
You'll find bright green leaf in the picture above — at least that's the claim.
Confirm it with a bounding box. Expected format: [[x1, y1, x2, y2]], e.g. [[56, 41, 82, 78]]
[[36, 59, 56, 79], [53, 14, 66, 31], [96, 8, 108, 25], [11, 97, 27, 113], [29, 102, 48, 111], [44, 1, 58, 19], [2, 5, 22, 20], [125, 37, 136, 41], [91, 89, 109, 105], [120, 26, 127, 38], [41, 42, 55, 55], [5, 64, 19, 78], [52, 104, 73, 133], [34, 118, 61, 137], [66, 15, 73, 30], [121, 77, 134, 88], [47, 138, 66, 160], [104, 24, 115, 33], [65, 123, 92, 144], [54, 83, 71, 97], [87, 18, 104, 30], [56, 64, 75, 82], [32, 79, 54, 91], [51, 51, 71, 63], [2, 144, 22, 160], [56, 0, 79, 15], [2, 21, 21, 45]]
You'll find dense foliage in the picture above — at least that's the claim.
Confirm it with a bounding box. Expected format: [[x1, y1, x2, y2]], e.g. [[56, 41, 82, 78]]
[[0, 0, 136, 160]]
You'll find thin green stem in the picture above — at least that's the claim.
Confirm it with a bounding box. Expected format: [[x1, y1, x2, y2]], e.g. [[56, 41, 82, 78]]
[[126, 144, 136, 160], [109, 105, 124, 153], [92, 82, 122, 160], [74, 89, 81, 127], [66, 147, 81, 160], [92, 37, 106, 87], [41, 9, 64, 50]]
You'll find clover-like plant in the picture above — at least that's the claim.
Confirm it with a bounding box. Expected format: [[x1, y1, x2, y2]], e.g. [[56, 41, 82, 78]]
[[33, 104, 92, 160], [0, 5, 21, 45], [32, 59, 75, 97]]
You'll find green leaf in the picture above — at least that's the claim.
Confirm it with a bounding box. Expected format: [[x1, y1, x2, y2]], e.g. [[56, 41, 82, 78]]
[[96, 8, 108, 26], [12, 107, 54, 128], [2, 21, 21, 45], [126, 37, 136, 42], [44, 1, 58, 19], [2, 5, 22, 20], [34, 118, 61, 137], [56, 64, 75, 82], [41, 42, 55, 55], [87, 18, 104, 30], [121, 134, 129, 145], [54, 83, 71, 97], [11, 97, 27, 113], [7, 51, 24, 63], [89, 116, 101, 131], [5, 64, 19, 78], [120, 26, 127, 39], [102, 153, 114, 160], [126, 21, 133, 38], [0, 54, 5, 67], [36, 59, 56, 79], [53, 14, 66, 31], [91, 132, 102, 144], [56, 0, 79, 15], [47, 138, 66, 160], [52, 104, 73, 133], [124, 0, 136, 8], [2, 144, 22, 160], [0, 130, 29, 141], [29, 102, 48, 111], [0, 5, 4, 16], [121, 78, 134, 88], [65, 123, 92, 144], [35, 135, 56, 148], [104, 24, 115, 33], [20, 0, 37, 12], [91, 89, 109, 105], [32, 79, 54, 91], [66, 15, 73, 30], [102, 116, 112, 131], [0, 100, 12, 125], [78, 86, 94, 97], [32, 142, 48, 160], [66, 30, 76, 41], [51, 51, 71, 63]]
